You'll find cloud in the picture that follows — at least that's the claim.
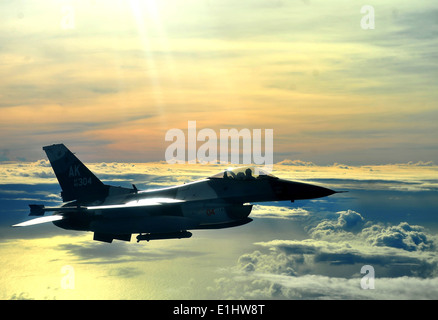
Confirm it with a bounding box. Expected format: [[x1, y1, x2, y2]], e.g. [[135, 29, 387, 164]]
[[308, 210, 365, 238], [209, 240, 438, 299], [2, 160, 437, 191], [363, 222, 436, 252], [106, 267, 143, 279], [249, 273, 438, 300], [1, 156, 437, 299], [210, 272, 373, 299], [57, 240, 207, 264], [396, 161, 435, 167], [305, 209, 437, 253], [276, 159, 316, 167], [208, 208, 438, 299], [9, 292, 34, 300], [0, 160, 220, 188], [254, 237, 437, 275], [251, 205, 310, 220], [275, 160, 353, 171], [1, 0, 438, 165]]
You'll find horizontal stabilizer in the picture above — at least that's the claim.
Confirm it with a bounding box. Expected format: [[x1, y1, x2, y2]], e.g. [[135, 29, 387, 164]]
[[29, 204, 45, 216], [13, 215, 63, 227]]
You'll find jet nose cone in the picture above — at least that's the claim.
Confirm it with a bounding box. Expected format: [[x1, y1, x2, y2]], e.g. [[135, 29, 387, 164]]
[[299, 183, 336, 199], [279, 180, 338, 200], [313, 185, 337, 198]]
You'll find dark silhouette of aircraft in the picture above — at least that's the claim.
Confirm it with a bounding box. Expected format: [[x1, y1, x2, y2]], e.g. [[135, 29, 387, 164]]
[[13, 144, 339, 243]]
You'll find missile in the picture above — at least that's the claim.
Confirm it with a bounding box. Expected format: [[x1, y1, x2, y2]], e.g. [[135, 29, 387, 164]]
[[136, 231, 192, 242]]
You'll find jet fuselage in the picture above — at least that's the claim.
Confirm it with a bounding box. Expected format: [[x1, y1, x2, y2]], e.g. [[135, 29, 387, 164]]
[[15, 144, 338, 243], [54, 174, 335, 235]]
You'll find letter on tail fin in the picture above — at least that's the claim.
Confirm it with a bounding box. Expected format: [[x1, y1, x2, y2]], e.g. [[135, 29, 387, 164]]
[[43, 144, 108, 202]]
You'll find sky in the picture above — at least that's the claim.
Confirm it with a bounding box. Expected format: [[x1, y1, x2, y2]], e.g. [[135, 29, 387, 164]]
[[0, 0, 438, 300], [1, 0, 437, 164]]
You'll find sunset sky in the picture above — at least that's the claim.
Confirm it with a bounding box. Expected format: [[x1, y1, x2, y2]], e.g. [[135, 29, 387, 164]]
[[1, 0, 437, 301], [1, 0, 437, 165]]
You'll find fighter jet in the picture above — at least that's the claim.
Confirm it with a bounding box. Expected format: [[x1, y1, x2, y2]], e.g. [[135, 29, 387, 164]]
[[13, 144, 339, 243]]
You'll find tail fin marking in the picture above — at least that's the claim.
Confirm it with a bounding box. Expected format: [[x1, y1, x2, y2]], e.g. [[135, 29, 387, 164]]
[[43, 144, 108, 202]]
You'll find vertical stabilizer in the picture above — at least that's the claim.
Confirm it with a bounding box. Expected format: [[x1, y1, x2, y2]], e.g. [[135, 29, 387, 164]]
[[43, 144, 108, 202]]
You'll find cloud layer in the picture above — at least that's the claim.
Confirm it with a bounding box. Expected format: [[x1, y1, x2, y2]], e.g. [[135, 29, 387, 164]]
[[1, 158, 437, 299], [208, 209, 438, 299]]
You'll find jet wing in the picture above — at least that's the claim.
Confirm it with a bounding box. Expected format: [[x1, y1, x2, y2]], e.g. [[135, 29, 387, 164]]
[[15, 198, 187, 228], [86, 197, 185, 210], [25, 198, 185, 215], [12, 215, 63, 227], [86, 198, 197, 234]]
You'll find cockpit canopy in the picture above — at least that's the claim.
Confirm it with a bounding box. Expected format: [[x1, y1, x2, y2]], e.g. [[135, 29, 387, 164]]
[[208, 166, 277, 180]]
